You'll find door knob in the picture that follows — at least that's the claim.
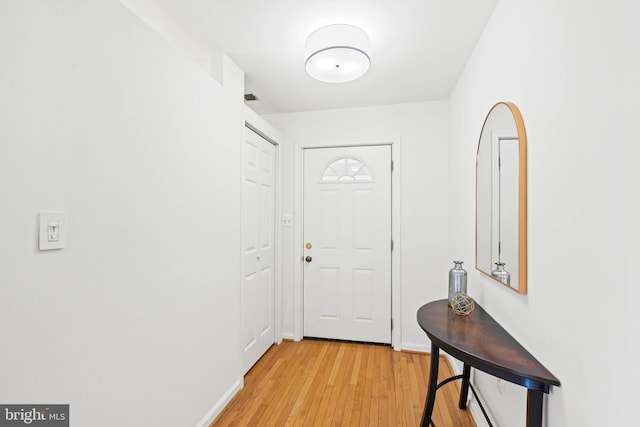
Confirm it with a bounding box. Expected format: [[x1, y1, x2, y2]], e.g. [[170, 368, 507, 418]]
[[305, 256, 312, 263]]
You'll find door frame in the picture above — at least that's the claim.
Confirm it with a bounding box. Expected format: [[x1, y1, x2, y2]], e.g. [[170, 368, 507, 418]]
[[293, 137, 402, 350]]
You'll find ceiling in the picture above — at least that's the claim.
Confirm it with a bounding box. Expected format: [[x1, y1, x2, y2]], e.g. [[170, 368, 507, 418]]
[[122, 0, 499, 115]]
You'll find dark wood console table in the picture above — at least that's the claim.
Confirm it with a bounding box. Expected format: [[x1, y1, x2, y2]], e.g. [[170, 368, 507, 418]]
[[417, 299, 560, 427]]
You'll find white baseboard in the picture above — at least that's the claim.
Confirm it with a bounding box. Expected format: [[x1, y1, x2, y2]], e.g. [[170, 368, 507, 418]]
[[401, 342, 429, 353], [281, 332, 295, 341], [194, 379, 242, 427]]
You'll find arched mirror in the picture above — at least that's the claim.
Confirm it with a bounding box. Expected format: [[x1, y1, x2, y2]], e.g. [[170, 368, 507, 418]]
[[476, 102, 527, 294]]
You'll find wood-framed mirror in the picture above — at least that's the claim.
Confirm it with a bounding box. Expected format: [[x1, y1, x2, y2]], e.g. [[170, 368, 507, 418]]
[[476, 102, 527, 294]]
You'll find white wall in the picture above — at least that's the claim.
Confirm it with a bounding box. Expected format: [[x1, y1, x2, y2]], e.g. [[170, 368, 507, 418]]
[[120, 0, 224, 82], [0, 1, 245, 426], [448, 0, 640, 425], [266, 101, 450, 350]]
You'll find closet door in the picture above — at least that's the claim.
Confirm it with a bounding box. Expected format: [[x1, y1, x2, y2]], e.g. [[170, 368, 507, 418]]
[[241, 127, 276, 374]]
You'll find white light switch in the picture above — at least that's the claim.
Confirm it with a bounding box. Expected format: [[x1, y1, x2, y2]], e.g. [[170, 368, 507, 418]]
[[282, 214, 294, 227], [39, 212, 67, 250], [48, 221, 60, 242]]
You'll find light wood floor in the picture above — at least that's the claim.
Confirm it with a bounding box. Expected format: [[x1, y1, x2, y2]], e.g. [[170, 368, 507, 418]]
[[211, 340, 476, 427]]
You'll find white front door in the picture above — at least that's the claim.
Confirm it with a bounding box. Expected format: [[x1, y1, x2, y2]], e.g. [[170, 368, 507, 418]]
[[303, 145, 392, 344], [241, 127, 276, 374]]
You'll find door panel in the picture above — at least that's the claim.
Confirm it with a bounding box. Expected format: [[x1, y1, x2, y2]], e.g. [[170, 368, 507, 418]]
[[352, 269, 374, 320], [320, 268, 340, 318], [241, 127, 276, 374], [303, 145, 391, 343], [321, 190, 340, 248], [353, 189, 374, 249]]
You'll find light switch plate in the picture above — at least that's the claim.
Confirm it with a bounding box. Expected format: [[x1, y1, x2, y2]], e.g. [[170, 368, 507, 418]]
[[39, 211, 67, 250]]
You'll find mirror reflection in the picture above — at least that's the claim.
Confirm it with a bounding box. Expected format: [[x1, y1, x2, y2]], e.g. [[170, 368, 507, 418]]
[[476, 102, 527, 293]]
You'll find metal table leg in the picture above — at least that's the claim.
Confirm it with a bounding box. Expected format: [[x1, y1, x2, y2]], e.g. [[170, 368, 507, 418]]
[[526, 389, 543, 427], [420, 342, 440, 427], [458, 364, 471, 409]]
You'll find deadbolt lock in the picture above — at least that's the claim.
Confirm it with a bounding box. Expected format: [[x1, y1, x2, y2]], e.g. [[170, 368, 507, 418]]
[[306, 242, 312, 249]]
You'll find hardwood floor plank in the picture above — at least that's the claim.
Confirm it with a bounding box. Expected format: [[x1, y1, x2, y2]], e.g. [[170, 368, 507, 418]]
[[295, 343, 335, 426], [211, 340, 476, 427], [349, 346, 368, 426], [358, 346, 374, 427], [368, 346, 381, 427], [390, 352, 404, 426], [306, 343, 339, 426], [398, 354, 413, 426], [289, 343, 329, 419], [266, 343, 316, 426], [327, 344, 346, 386], [377, 347, 388, 426], [328, 344, 356, 426]]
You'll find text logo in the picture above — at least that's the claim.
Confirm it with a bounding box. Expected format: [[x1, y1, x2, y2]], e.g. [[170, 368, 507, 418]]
[[0, 405, 68, 427]]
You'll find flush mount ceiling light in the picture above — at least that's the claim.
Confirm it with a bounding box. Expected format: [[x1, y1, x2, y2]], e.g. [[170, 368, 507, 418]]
[[305, 24, 371, 83]]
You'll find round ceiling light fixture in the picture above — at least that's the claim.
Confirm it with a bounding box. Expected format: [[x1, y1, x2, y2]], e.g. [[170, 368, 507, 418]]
[[305, 24, 371, 83]]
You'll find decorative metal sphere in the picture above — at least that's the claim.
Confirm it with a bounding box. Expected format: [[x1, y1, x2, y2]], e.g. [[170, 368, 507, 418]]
[[451, 294, 475, 316]]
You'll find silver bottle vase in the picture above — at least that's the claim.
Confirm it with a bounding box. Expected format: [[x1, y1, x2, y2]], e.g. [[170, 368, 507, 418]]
[[448, 261, 468, 306], [492, 262, 510, 285]]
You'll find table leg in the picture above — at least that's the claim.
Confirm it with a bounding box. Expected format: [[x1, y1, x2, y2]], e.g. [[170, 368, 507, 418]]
[[458, 364, 471, 409], [420, 342, 440, 427], [526, 389, 543, 427]]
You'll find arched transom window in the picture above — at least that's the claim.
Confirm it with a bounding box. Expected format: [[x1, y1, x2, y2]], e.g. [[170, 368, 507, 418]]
[[321, 157, 373, 182]]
